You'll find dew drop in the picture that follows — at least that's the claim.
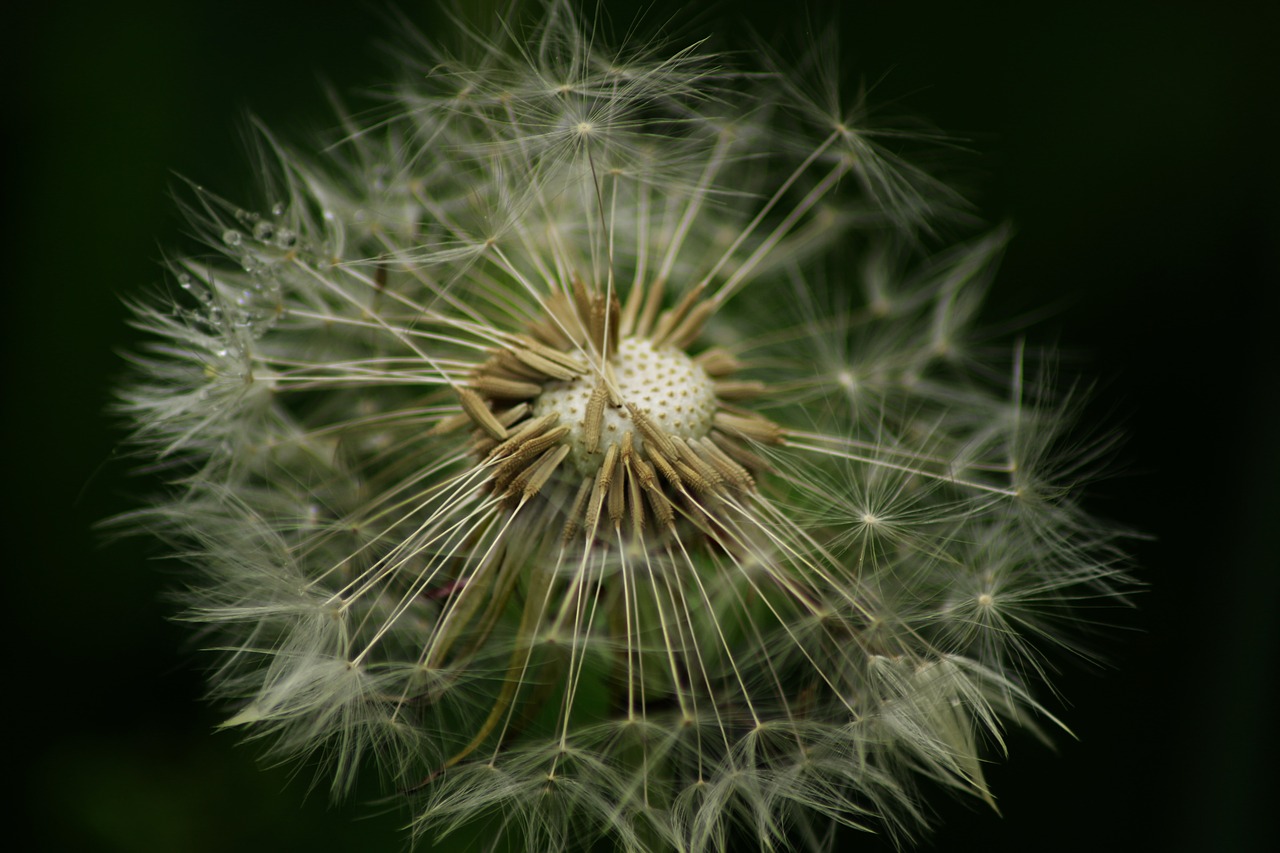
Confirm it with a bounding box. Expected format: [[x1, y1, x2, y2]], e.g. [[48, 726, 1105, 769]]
[[271, 202, 286, 216], [222, 229, 243, 247], [253, 221, 276, 242]]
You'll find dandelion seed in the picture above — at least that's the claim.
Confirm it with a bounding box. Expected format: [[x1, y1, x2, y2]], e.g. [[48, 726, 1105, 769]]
[[116, 3, 1134, 851]]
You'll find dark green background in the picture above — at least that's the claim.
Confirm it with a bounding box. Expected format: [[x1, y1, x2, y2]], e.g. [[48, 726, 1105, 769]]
[[10, 1, 1277, 850]]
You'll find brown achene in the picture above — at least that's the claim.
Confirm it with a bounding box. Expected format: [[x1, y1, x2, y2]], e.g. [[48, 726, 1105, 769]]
[[437, 275, 783, 541]]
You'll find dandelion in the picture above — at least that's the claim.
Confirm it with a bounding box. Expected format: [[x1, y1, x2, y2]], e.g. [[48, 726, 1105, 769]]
[[118, 2, 1133, 851]]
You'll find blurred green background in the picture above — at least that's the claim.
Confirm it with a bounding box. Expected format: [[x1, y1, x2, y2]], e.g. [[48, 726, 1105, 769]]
[[10, 0, 1277, 850]]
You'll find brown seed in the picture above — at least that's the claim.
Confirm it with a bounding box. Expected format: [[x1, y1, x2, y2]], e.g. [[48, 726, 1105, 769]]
[[643, 480, 675, 529], [712, 380, 767, 401], [693, 348, 741, 377], [457, 386, 508, 441], [714, 411, 783, 445], [597, 443, 619, 495], [495, 403, 532, 428], [619, 278, 645, 338], [646, 446, 683, 489], [674, 460, 714, 493], [513, 337, 588, 374], [651, 282, 706, 348], [488, 412, 559, 460], [584, 445, 617, 535], [627, 404, 679, 460], [509, 345, 581, 381], [606, 294, 621, 358], [711, 431, 768, 471], [572, 275, 596, 331], [582, 381, 609, 455], [430, 411, 471, 436], [528, 316, 573, 350], [588, 293, 608, 356], [671, 436, 723, 487], [562, 477, 594, 543], [694, 437, 755, 489], [544, 291, 587, 346], [470, 375, 543, 400], [490, 426, 571, 487], [631, 456, 658, 492], [492, 455, 534, 496], [521, 444, 571, 500], [489, 350, 545, 380], [503, 446, 557, 501], [635, 276, 666, 338], [607, 448, 627, 524], [626, 464, 646, 537], [666, 299, 717, 350]]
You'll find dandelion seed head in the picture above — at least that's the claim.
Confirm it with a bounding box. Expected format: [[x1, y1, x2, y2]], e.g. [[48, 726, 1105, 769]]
[[114, 2, 1136, 851]]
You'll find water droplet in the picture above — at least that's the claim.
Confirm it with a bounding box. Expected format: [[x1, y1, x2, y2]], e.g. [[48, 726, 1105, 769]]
[[274, 229, 298, 249], [222, 229, 243, 247], [271, 202, 286, 216], [253, 221, 276, 242]]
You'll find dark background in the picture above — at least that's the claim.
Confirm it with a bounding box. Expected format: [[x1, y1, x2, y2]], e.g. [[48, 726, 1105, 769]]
[[10, 1, 1277, 850]]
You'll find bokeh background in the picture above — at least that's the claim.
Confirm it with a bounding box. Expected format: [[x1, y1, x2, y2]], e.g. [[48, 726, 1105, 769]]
[[10, 0, 1277, 850]]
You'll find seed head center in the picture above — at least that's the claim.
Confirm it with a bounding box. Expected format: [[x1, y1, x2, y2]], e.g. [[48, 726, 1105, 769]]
[[534, 337, 716, 474]]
